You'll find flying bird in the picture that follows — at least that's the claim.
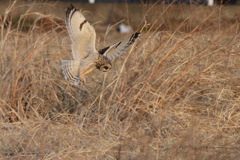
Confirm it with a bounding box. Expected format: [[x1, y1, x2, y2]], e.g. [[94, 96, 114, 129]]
[[62, 4, 140, 85]]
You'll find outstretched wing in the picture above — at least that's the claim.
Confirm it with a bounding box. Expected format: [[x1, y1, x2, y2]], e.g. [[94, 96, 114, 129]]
[[98, 32, 140, 61], [66, 4, 97, 60]]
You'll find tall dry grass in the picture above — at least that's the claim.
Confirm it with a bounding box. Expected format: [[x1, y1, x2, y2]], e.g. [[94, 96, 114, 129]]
[[0, 1, 239, 159]]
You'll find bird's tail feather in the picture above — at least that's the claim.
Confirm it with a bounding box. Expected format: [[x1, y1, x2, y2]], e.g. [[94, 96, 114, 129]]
[[61, 60, 81, 85]]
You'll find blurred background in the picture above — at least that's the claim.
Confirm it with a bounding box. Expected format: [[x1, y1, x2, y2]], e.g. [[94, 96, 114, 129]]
[[1, 0, 240, 32], [0, 0, 239, 159]]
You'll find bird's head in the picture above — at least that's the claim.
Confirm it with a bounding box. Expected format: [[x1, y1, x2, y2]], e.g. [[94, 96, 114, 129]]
[[96, 55, 112, 72]]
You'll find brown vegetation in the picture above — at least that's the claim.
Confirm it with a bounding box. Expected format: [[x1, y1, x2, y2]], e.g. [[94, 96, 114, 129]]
[[0, 1, 239, 159]]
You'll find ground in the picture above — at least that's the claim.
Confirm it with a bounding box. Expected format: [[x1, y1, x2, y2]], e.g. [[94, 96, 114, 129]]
[[0, 1, 239, 159]]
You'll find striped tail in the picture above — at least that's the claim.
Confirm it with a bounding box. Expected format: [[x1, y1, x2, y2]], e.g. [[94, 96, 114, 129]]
[[61, 60, 81, 85]]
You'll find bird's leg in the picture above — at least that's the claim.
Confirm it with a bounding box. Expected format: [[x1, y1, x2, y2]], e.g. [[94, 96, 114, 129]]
[[78, 64, 95, 85]]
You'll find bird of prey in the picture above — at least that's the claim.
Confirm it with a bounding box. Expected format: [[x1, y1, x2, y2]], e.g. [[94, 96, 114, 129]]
[[62, 4, 140, 85]]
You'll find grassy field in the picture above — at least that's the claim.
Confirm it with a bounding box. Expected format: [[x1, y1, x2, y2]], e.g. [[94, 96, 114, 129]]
[[0, 1, 239, 159]]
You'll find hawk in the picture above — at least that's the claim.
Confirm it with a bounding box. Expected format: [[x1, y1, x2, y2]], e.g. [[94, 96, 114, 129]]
[[62, 4, 140, 85]]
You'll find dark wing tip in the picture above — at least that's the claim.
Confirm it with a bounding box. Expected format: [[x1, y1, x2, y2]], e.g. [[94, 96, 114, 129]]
[[98, 46, 110, 55], [132, 32, 140, 39], [134, 32, 140, 38], [68, 4, 75, 11], [127, 32, 140, 45], [66, 4, 75, 13], [66, 4, 76, 20]]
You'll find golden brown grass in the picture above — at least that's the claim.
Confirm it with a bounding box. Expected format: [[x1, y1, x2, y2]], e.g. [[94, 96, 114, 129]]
[[0, 1, 239, 159]]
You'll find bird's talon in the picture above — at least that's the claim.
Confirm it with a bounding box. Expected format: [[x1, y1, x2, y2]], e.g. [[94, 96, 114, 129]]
[[80, 79, 85, 86]]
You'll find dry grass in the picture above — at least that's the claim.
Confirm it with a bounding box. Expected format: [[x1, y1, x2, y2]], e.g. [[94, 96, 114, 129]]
[[0, 1, 239, 159]]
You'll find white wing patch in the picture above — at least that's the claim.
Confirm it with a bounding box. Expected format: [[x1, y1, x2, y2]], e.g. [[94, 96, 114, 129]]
[[98, 32, 140, 61], [61, 60, 81, 85], [65, 4, 97, 60]]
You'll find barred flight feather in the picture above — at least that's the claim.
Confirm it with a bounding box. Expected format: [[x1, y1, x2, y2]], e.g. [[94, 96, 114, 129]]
[[98, 32, 140, 61], [61, 60, 81, 85]]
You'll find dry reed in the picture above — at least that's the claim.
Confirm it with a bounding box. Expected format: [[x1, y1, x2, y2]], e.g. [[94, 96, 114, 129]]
[[0, 1, 239, 159]]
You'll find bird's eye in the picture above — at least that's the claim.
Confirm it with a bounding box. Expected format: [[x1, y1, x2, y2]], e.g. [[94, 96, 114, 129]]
[[104, 66, 109, 70]]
